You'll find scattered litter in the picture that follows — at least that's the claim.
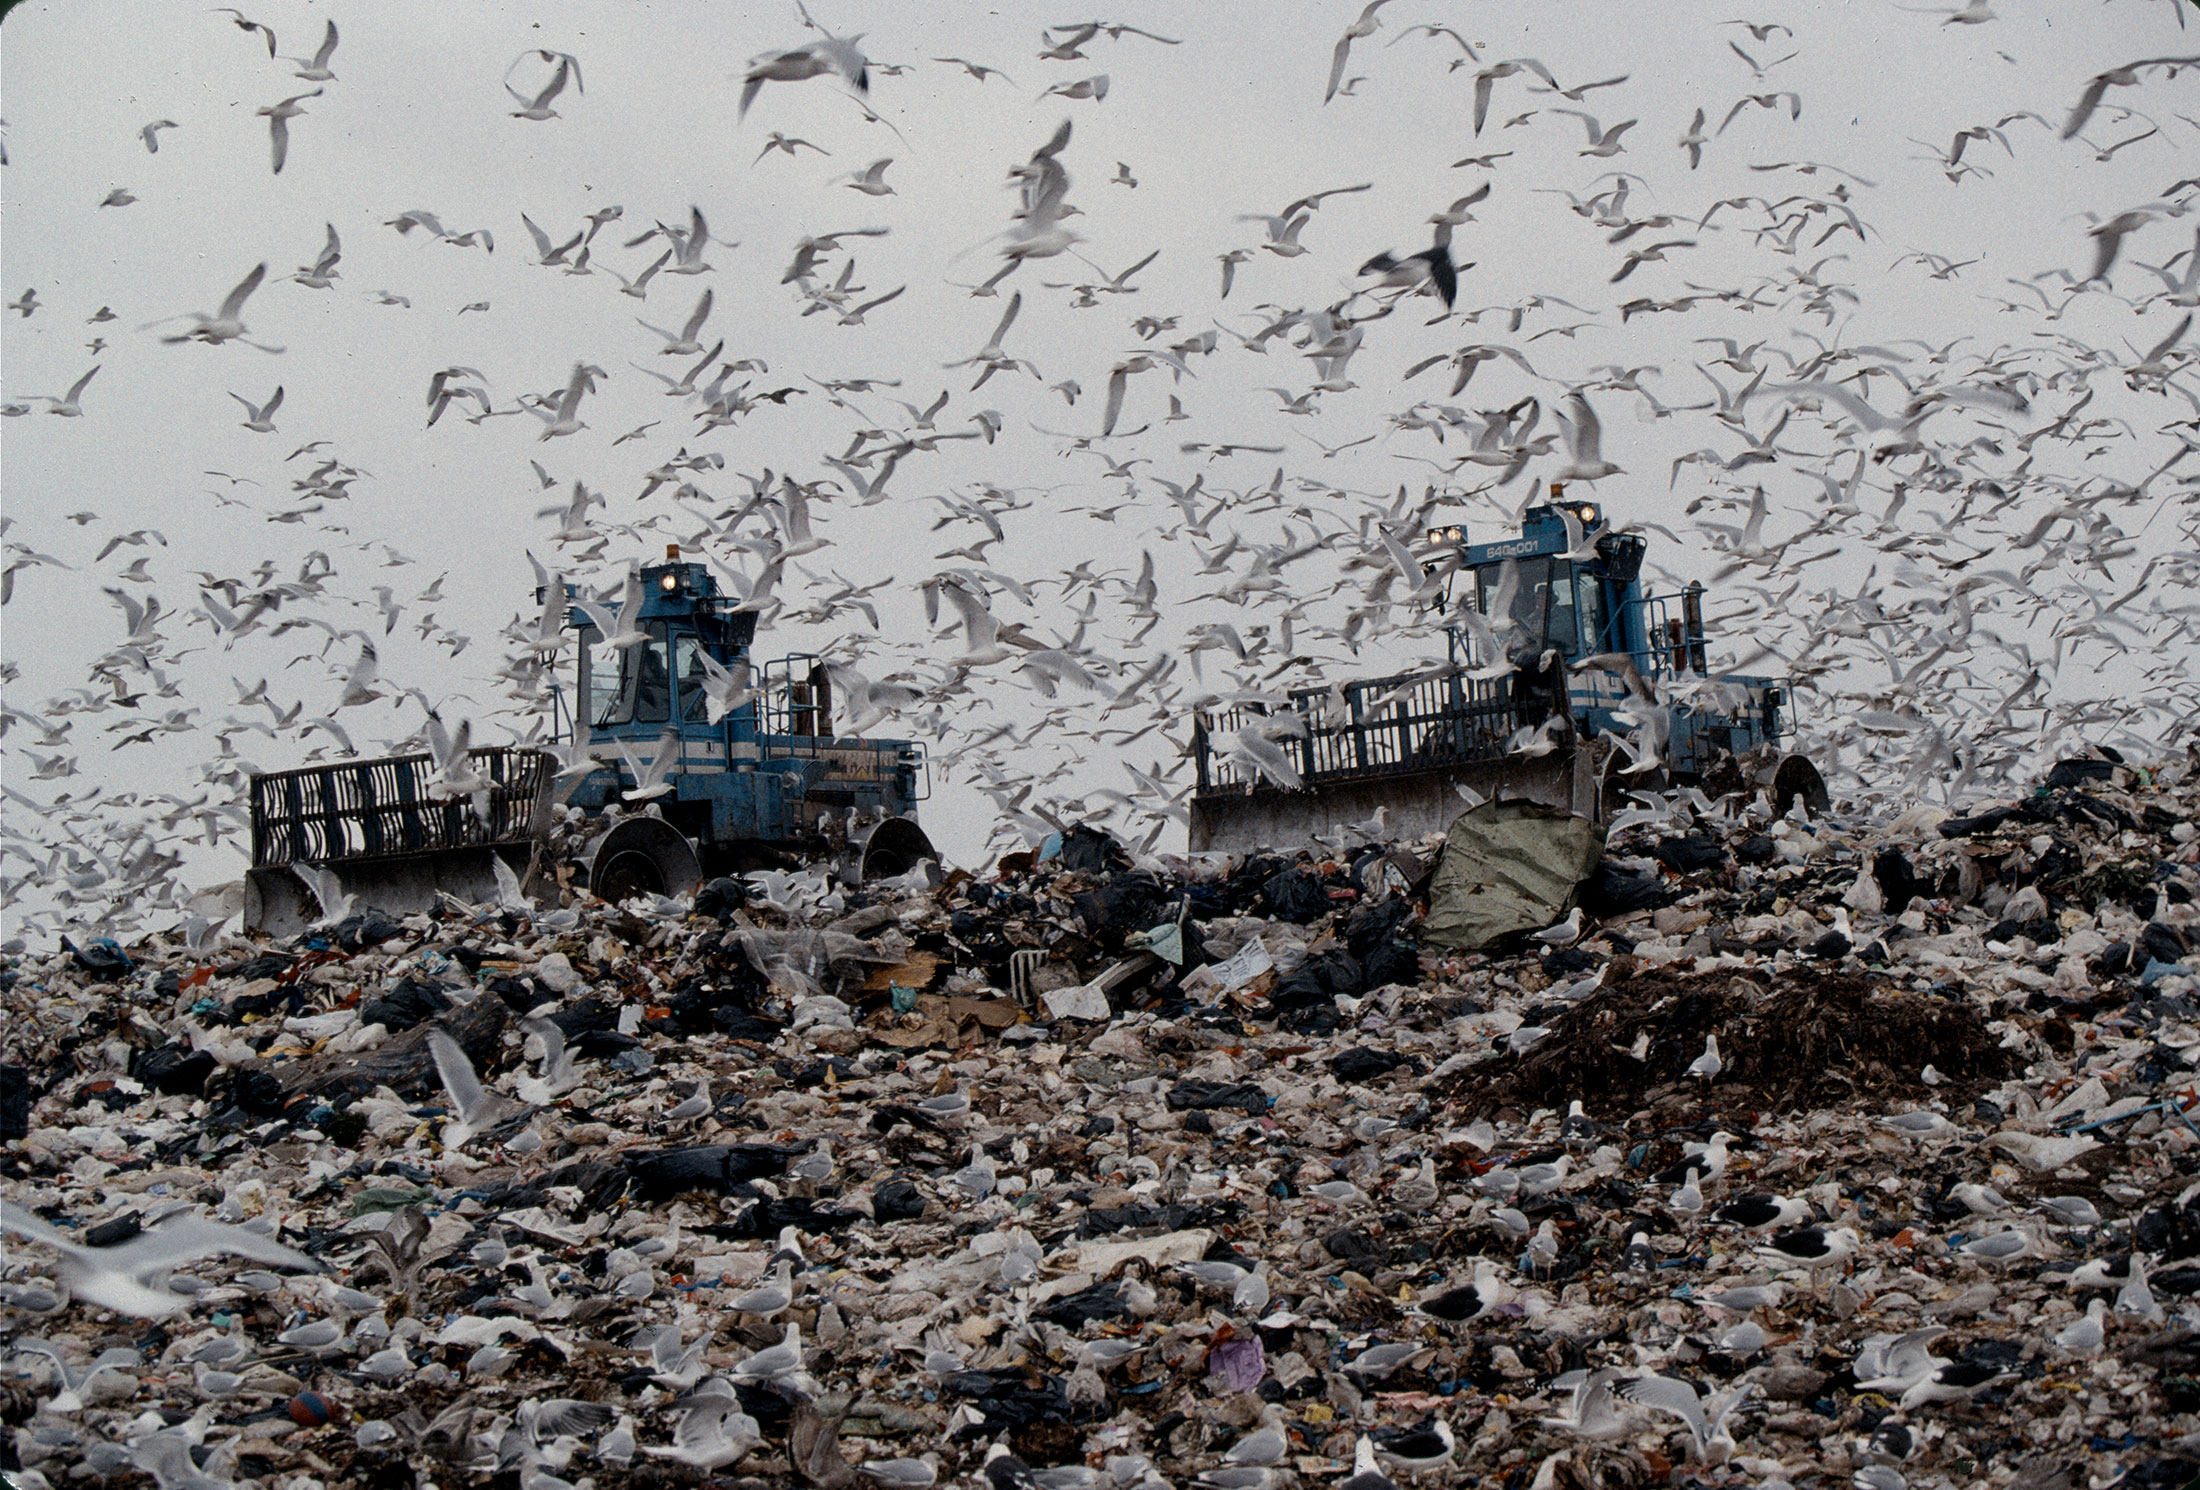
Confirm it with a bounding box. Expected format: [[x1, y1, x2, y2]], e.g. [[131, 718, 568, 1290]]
[[3, 755, 2198, 1489]]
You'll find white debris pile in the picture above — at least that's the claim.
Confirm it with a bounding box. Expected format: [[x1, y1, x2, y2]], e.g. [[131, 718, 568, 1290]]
[[1, 751, 2198, 1490]]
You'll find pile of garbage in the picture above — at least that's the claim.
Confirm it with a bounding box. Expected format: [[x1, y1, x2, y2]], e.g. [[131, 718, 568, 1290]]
[[3, 751, 2198, 1490]]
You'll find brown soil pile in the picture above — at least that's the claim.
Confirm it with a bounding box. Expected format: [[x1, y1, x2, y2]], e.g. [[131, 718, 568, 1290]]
[[1438, 964, 2015, 1123]]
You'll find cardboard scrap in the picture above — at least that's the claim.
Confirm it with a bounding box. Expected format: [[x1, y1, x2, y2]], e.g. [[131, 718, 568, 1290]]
[[869, 992, 1022, 1047], [1045, 982, 1112, 1021], [864, 951, 941, 993], [1069, 1226, 1213, 1278]]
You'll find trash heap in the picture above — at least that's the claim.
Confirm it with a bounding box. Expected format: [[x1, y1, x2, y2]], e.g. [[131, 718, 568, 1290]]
[[3, 752, 2198, 1490]]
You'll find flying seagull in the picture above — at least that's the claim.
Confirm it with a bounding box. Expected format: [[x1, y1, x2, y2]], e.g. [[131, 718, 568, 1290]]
[[257, 88, 321, 174], [0, 1199, 323, 1317]]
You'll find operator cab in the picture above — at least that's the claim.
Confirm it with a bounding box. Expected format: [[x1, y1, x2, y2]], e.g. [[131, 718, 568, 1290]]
[[1433, 489, 1658, 672], [549, 558, 760, 741]]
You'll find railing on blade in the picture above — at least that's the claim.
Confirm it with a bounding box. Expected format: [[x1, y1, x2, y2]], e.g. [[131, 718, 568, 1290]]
[[1193, 668, 1544, 795], [249, 746, 553, 868]]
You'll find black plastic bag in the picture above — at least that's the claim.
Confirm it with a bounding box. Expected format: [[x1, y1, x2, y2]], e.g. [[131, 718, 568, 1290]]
[[1058, 824, 1130, 874], [1578, 862, 1675, 916], [62, 936, 135, 979], [1270, 949, 1363, 1011], [0, 1065, 27, 1142], [2044, 758, 2117, 789], [1341, 895, 1414, 959], [1259, 866, 1332, 923], [725, 1196, 857, 1237], [1651, 834, 1727, 874], [484, 974, 547, 1012], [1872, 847, 1922, 915], [550, 998, 621, 1037], [1072, 872, 1179, 940], [661, 963, 772, 1036], [324, 910, 406, 952], [223, 952, 296, 982], [693, 877, 745, 921], [1166, 1079, 1269, 1113], [358, 978, 452, 1033], [871, 1177, 925, 1221], [1938, 804, 2024, 838], [226, 1068, 290, 1118], [944, 1368, 1095, 1430], [1324, 1227, 1382, 1265], [623, 1143, 810, 1199], [133, 1044, 218, 1096], [2141, 922, 2190, 966], [1331, 1048, 1415, 1081], [1361, 939, 1419, 990], [1036, 1281, 1129, 1327], [1223, 854, 1290, 912]]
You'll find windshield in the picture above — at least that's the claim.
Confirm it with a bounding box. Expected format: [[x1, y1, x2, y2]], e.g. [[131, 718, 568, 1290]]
[[1475, 557, 1579, 657], [586, 622, 671, 727]]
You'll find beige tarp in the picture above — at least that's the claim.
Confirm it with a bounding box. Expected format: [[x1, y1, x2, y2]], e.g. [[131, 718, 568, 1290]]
[[1421, 799, 1603, 951]]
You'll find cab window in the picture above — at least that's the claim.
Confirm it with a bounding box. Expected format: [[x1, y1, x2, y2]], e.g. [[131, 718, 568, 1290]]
[[1544, 561, 1579, 652], [674, 634, 714, 724], [1575, 570, 1606, 654], [1478, 557, 1577, 650], [589, 624, 671, 727]]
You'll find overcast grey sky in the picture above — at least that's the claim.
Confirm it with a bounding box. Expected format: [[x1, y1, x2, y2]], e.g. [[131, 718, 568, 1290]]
[[4, 0, 2198, 938]]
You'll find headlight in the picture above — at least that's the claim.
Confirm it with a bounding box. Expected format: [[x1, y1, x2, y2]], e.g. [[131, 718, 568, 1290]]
[[1576, 504, 1598, 524], [660, 571, 679, 592]]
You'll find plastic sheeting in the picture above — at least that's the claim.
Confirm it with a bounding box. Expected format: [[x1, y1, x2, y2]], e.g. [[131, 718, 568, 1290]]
[[1421, 799, 1603, 951]]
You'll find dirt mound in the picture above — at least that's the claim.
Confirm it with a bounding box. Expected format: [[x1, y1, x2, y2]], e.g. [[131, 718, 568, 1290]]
[[1439, 964, 2015, 1123]]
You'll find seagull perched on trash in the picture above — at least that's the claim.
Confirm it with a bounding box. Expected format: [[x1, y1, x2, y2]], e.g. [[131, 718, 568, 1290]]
[[1373, 1418, 1454, 1476], [1222, 1405, 1291, 1466], [1686, 1033, 1723, 1081], [2035, 1195, 2103, 1228], [915, 1081, 972, 1121], [1532, 906, 1584, 946], [1715, 1192, 1812, 1232], [1880, 1109, 1956, 1141], [1757, 1225, 1858, 1277], [733, 1321, 805, 1382], [2055, 1299, 2108, 1355], [1415, 1259, 1514, 1325]]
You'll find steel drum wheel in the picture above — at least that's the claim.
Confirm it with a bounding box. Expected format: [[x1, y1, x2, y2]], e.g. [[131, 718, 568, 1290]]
[[858, 817, 937, 880], [1772, 753, 1831, 816], [588, 816, 702, 901]]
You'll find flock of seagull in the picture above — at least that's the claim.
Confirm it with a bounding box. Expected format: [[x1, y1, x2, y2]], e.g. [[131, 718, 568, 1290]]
[[3, 2, 2200, 946]]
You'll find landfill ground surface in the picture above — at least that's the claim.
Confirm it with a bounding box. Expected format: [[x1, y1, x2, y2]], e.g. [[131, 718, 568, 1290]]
[[3, 753, 2199, 1490]]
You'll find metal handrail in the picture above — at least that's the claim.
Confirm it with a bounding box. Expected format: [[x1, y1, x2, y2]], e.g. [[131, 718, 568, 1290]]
[[1193, 667, 1558, 796], [759, 653, 829, 749], [249, 746, 553, 868]]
